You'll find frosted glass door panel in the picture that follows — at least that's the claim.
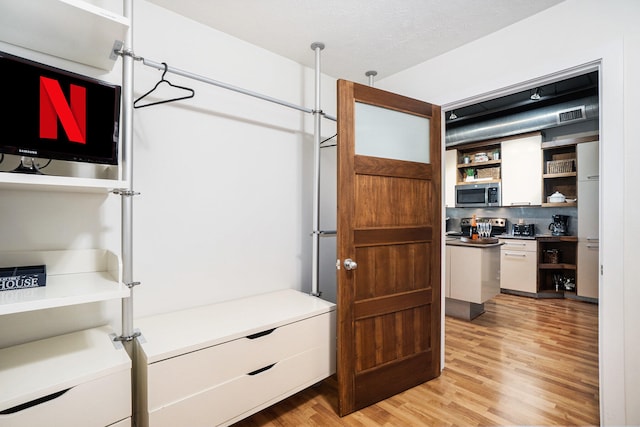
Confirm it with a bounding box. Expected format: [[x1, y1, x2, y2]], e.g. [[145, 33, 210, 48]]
[[355, 102, 430, 163]]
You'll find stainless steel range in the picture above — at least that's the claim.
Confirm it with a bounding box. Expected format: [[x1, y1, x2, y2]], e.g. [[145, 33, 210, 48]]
[[460, 217, 507, 237]]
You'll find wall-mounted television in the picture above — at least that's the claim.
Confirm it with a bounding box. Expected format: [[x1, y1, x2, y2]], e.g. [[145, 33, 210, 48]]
[[0, 51, 121, 168]]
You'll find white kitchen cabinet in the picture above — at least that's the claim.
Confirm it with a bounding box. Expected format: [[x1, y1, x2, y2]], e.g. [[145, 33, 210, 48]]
[[577, 140, 600, 182], [135, 289, 336, 427], [577, 241, 599, 299], [499, 239, 538, 293], [577, 140, 599, 299], [445, 149, 457, 207], [445, 244, 452, 298], [577, 179, 599, 240], [501, 133, 542, 206]]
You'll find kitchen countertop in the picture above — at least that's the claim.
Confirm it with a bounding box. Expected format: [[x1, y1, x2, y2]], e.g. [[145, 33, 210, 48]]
[[496, 234, 578, 241], [446, 237, 503, 248], [446, 233, 578, 244]]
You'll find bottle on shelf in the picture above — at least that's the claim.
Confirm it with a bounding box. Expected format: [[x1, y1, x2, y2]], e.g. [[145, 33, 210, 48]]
[[470, 214, 479, 240]]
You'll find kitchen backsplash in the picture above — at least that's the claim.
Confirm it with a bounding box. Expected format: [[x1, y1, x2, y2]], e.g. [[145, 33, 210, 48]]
[[446, 206, 578, 236]]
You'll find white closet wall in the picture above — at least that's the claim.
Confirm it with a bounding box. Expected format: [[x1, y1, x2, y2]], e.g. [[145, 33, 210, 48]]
[[131, 1, 337, 318]]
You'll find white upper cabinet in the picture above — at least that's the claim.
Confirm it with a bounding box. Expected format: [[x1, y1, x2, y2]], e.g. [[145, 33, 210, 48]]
[[577, 140, 600, 240], [501, 133, 543, 206], [0, 0, 129, 70], [444, 149, 457, 207], [577, 140, 600, 182]]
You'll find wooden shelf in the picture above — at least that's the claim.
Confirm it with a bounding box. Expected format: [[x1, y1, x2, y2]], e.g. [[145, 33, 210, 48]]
[[542, 202, 577, 208], [536, 235, 578, 242], [543, 172, 577, 179], [456, 178, 501, 185], [0, 249, 127, 315], [539, 263, 577, 270], [456, 159, 502, 168], [0, 0, 129, 70], [541, 133, 599, 149]]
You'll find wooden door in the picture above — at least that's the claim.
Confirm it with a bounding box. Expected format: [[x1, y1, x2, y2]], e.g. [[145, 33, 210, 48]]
[[336, 80, 442, 416]]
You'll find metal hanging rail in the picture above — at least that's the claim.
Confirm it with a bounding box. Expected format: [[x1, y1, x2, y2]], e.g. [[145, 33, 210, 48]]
[[117, 50, 336, 122]]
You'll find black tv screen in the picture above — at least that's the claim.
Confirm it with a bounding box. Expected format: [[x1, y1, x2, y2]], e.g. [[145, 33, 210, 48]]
[[0, 51, 121, 166]]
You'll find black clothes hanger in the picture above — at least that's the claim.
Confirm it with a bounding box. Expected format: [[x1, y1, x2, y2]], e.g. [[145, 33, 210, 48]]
[[133, 62, 195, 108]]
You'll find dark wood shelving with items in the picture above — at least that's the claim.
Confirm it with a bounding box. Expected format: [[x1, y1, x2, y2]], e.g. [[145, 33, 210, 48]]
[[537, 236, 578, 296], [455, 140, 502, 185], [541, 134, 598, 207], [542, 141, 577, 207]]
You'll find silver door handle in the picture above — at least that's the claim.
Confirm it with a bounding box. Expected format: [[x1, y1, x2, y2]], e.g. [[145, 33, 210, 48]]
[[344, 259, 358, 271]]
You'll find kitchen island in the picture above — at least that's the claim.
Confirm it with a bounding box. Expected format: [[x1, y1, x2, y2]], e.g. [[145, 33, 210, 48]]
[[445, 238, 502, 320]]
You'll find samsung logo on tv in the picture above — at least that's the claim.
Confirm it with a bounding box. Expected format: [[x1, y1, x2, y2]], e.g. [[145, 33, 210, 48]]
[[18, 149, 38, 156]]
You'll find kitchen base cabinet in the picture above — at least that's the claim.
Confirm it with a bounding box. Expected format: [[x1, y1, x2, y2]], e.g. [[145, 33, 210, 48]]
[[134, 289, 336, 427], [445, 242, 501, 320], [577, 241, 599, 299], [0, 326, 131, 427], [499, 239, 538, 294]]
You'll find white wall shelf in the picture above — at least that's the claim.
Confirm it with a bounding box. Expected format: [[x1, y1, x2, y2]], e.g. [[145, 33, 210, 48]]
[[0, 249, 128, 316], [0, 171, 127, 193], [0, 0, 129, 70]]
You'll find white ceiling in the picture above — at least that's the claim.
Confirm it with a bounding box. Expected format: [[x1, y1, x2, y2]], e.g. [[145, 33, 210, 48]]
[[146, 0, 565, 83]]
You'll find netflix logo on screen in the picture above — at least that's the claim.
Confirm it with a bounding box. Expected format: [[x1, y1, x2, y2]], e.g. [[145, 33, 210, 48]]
[[39, 76, 87, 144], [0, 51, 121, 165]]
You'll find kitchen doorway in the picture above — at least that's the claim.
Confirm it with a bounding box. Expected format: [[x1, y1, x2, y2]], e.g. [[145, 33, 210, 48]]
[[441, 62, 601, 417]]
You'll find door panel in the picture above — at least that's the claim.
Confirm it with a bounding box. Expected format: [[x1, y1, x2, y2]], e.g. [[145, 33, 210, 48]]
[[337, 79, 441, 416]]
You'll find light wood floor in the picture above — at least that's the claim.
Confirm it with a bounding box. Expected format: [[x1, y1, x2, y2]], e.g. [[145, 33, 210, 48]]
[[233, 293, 599, 426]]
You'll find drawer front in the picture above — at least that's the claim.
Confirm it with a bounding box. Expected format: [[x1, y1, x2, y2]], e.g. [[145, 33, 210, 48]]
[[499, 239, 537, 252], [146, 311, 334, 410], [0, 369, 130, 427], [500, 250, 537, 293], [148, 345, 333, 427], [577, 241, 599, 299]]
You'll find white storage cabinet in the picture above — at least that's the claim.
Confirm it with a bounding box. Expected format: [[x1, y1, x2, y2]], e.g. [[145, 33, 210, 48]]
[[0, 3, 132, 427], [499, 239, 538, 293], [135, 289, 336, 427], [577, 140, 600, 299], [0, 326, 131, 427]]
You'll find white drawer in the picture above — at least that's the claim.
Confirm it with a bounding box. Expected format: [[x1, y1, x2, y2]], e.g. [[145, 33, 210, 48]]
[[148, 345, 333, 427], [499, 239, 537, 252], [145, 311, 333, 410], [0, 369, 130, 427]]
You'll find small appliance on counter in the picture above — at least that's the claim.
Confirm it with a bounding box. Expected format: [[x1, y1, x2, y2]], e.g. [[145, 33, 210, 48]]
[[460, 217, 506, 237], [512, 223, 536, 237], [548, 214, 570, 236]]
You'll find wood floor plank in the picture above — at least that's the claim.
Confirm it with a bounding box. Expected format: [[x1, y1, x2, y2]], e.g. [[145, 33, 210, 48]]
[[232, 294, 599, 426]]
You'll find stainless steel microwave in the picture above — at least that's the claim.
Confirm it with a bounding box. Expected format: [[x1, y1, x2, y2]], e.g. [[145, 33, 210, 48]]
[[455, 182, 501, 207]]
